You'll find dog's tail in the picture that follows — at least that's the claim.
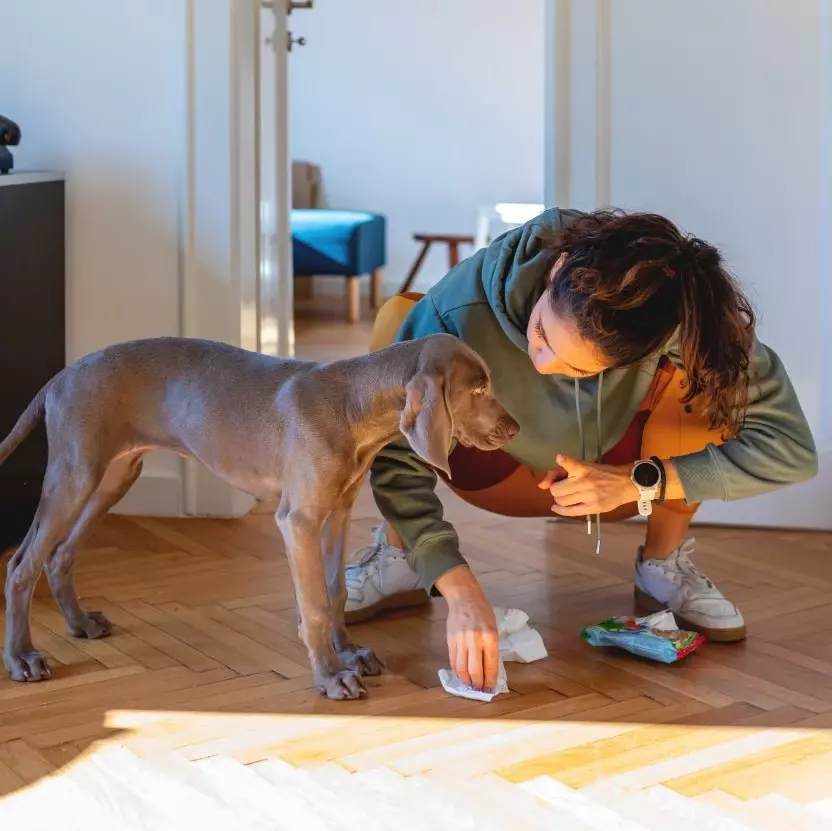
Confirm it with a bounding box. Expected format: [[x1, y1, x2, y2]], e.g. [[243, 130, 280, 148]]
[[0, 383, 50, 468]]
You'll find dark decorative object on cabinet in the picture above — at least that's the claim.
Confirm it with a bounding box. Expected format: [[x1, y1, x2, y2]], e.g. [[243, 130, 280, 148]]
[[0, 115, 21, 175]]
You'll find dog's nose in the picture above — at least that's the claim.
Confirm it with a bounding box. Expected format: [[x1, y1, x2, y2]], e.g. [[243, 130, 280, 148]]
[[502, 417, 520, 439]]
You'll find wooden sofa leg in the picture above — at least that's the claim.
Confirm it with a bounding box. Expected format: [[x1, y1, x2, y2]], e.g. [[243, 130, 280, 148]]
[[370, 268, 383, 310], [294, 274, 314, 302], [346, 275, 360, 323]]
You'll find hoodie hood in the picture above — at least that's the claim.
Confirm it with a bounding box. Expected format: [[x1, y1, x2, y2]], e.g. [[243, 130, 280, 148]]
[[480, 207, 585, 351]]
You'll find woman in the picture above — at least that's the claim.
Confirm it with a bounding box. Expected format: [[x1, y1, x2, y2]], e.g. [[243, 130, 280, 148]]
[[344, 208, 817, 692]]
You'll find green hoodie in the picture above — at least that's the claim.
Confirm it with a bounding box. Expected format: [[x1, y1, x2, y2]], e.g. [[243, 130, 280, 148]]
[[370, 208, 818, 592]]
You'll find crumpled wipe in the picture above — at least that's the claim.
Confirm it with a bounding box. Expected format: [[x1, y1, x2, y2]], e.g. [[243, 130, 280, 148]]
[[438, 607, 548, 702]]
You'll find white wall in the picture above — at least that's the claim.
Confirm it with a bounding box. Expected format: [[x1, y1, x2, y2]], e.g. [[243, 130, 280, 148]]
[[289, 0, 545, 293], [3, 2, 186, 359], [0, 0, 280, 518], [2, 1, 186, 504], [545, 0, 831, 529]]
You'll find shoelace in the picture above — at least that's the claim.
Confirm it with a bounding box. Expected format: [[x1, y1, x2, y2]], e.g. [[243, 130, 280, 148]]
[[667, 540, 714, 589], [345, 528, 394, 589]]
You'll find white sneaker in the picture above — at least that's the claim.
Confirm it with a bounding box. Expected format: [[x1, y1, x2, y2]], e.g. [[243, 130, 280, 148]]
[[344, 527, 429, 624], [634, 539, 746, 642]]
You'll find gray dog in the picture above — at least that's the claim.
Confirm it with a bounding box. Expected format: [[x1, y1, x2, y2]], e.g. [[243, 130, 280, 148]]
[[0, 334, 518, 699]]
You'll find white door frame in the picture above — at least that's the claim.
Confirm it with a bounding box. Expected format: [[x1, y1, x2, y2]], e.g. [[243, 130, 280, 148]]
[[180, 0, 294, 517], [542, 0, 611, 213], [259, 0, 295, 360]]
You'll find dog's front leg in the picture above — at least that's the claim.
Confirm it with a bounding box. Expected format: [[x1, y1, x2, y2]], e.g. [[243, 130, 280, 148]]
[[323, 500, 383, 678], [277, 503, 366, 700]]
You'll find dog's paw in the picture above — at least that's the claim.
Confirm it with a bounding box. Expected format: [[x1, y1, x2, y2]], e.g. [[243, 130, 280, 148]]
[[68, 611, 112, 640], [339, 646, 384, 677], [4, 649, 52, 682], [315, 669, 367, 700]]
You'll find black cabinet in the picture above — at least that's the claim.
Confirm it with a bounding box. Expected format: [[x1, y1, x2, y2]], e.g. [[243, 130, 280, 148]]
[[0, 173, 65, 549]]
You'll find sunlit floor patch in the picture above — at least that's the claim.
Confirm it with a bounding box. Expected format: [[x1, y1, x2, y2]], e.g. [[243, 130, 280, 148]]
[[3, 709, 832, 830]]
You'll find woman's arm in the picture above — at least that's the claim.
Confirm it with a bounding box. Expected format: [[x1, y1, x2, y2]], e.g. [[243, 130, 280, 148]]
[[370, 436, 467, 593], [668, 338, 818, 503], [546, 338, 818, 516], [369, 293, 469, 594], [369, 293, 500, 691]]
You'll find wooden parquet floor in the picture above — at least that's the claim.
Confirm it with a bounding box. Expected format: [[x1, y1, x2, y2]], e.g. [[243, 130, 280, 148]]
[[1, 303, 831, 819]]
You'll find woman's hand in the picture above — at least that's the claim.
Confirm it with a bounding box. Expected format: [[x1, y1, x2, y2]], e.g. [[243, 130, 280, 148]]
[[435, 566, 500, 692], [539, 454, 636, 516]]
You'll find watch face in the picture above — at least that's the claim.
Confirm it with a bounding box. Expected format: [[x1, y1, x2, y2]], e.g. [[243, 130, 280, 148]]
[[633, 461, 660, 488]]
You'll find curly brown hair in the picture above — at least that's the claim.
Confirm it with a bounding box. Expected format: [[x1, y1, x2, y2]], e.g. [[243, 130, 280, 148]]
[[544, 210, 756, 434]]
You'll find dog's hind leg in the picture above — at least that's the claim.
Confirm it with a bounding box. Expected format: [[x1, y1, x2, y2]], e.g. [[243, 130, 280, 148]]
[[4, 461, 103, 682], [323, 482, 383, 678], [43, 452, 144, 640]]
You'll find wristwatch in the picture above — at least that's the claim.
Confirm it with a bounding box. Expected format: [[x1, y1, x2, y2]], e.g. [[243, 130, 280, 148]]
[[630, 458, 662, 517]]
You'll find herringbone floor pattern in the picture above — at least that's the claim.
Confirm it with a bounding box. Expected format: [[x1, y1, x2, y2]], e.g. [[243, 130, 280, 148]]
[[0, 304, 830, 820]]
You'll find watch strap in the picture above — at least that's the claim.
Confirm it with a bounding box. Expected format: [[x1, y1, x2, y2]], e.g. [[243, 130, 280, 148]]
[[649, 456, 667, 504]]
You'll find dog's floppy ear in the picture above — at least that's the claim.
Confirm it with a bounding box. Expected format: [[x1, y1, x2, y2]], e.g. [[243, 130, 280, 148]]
[[400, 372, 453, 478]]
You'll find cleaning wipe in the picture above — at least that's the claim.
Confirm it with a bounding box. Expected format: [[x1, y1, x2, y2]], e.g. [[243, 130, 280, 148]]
[[437, 663, 509, 702], [581, 609, 705, 663], [500, 623, 549, 663], [438, 606, 549, 701]]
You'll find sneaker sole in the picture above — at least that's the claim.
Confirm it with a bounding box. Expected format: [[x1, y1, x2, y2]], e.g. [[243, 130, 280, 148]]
[[344, 589, 430, 625], [634, 586, 747, 643]]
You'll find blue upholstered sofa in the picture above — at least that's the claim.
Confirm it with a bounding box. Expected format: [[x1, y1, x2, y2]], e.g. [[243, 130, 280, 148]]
[[291, 209, 386, 323]]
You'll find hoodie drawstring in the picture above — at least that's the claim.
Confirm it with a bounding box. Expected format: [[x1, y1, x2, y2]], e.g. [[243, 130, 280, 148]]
[[573, 373, 604, 556]]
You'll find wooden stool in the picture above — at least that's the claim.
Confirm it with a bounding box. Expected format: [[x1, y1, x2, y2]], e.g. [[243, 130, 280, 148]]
[[397, 233, 475, 295]]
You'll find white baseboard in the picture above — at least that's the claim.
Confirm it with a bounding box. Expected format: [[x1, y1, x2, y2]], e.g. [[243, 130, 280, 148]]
[[112, 468, 255, 519], [695, 448, 831, 531], [112, 471, 183, 517], [185, 463, 256, 518]]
